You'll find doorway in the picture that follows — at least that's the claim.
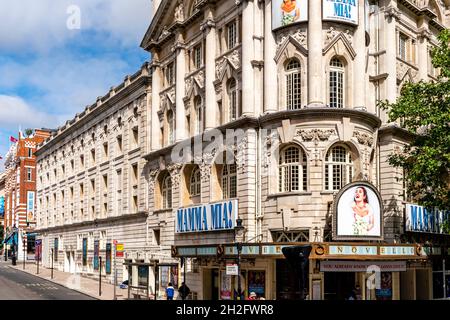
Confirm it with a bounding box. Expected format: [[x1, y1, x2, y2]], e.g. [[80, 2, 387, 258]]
[[324, 272, 356, 300], [202, 268, 220, 300]]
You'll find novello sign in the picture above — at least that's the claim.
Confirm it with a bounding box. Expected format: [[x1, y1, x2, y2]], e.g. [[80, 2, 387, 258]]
[[323, 0, 359, 25], [176, 200, 238, 234]]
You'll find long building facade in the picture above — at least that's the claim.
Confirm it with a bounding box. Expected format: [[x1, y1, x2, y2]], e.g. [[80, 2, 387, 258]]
[[35, 0, 450, 300]]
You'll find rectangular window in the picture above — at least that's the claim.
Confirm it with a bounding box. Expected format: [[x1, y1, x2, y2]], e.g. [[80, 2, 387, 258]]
[[70, 159, 74, 172], [132, 163, 138, 186], [91, 179, 96, 194], [70, 187, 74, 200], [80, 183, 84, 198], [61, 165, 65, 177], [28, 148, 33, 158], [27, 168, 32, 181], [80, 155, 85, 169], [166, 62, 175, 86], [153, 229, 161, 246], [329, 70, 344, 108], [117, 135, 123, 153], [103, 143, 108, 159], [194, 44, 202, 69], [132, 127, 139, 148], [227, 21, 237, 49], [103, 174, 108, 192], [91, 149, 96, 165], [132, 195, 138, 213], [399, 33, 408, 61]]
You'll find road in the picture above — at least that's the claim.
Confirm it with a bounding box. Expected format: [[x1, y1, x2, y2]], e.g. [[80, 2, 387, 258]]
[[0, 261, 95, 300]]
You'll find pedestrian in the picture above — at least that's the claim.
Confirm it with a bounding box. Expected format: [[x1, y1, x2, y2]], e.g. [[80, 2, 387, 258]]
[[166, 282, 175, 300], [178, 282, 191, 300], [247, 292, 257, 300]]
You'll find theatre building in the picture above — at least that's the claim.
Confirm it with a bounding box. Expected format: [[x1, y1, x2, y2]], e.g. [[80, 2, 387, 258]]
[[141, 0, 449, 300]]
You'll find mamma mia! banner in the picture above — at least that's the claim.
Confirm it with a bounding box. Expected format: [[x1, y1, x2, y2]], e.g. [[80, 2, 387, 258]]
[[323, 0, 359, 25], [405, 204, 450, 234]]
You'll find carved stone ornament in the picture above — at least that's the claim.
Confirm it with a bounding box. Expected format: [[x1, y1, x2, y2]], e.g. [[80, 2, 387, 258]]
[[148, 169, 159, 194], [185, 78, 193, 94], [324, 27, 353, 47], [353, 131, 374, 147], [396, 60, 418, 82], [276, 29, 307, 53], [174, 0, 185, 22], [200, 19, 215, 32], [167, 163, 183, 189], [384, 6, 401, 21], [296, 129, 336, 143], [194, 70, 205, 88], [215, 50, 241, 79], [231, 137, 248, 174], [263, 131, 280, 168], [158, 27, 170, 41], [194, 151, 216, 183]]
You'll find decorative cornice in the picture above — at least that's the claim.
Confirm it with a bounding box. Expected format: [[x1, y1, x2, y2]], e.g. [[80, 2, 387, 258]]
[[353, 131, 374, 147]]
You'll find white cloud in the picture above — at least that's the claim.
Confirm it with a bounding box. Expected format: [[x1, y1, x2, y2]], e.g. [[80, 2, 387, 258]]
[[0, 95, 67, 129], [0, 0, 152, 52]]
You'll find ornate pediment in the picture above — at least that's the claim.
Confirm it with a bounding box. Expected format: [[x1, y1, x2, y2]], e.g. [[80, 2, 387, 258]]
[[275, 29, 308, 63], [215, 50, 241, 81], [323, 30, 356, 60]]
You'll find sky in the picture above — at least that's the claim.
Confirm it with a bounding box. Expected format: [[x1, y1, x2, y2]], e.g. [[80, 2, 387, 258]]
[[0, 0, 153, 170]]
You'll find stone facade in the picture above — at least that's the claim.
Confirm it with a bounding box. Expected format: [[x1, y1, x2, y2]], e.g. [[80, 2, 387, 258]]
[[35, 64, 152, 285], [140, 0, 448, 300]]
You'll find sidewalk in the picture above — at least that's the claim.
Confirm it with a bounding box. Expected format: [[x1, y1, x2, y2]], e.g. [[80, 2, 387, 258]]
[[8, 262, 128, 300]]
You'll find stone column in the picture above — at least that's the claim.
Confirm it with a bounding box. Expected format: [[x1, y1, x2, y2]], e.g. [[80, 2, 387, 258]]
[[151, 57, 162, 151], [174, 35, 187, 142], [241, 0, 255, 116], [264, 0, 278, 113], [383, 1, 399, 104], [417, 18, 430, 81], [353, 0, 366, 108], [308, 0, 323, 106], [201, 9, 217, 131]]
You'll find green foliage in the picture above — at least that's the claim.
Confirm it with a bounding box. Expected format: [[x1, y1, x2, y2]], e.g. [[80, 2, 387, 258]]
[[25, 128, 33, 137], [379, 30, 450, 215]]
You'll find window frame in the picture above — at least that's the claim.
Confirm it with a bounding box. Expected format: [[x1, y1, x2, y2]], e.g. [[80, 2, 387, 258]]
[[329, 57, 345, 109], [278, 145, 307, 193], [221, 164, 237, 200], [285, 59, 302, 110], [190, 167, 201, 197], [324, 145, 354, 191]]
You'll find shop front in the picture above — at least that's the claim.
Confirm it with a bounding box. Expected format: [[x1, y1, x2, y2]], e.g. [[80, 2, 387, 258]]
[[308, 243, 429, 300]]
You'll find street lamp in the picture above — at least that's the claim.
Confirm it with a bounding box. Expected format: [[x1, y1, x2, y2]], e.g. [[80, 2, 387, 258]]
[[234, 218, 245, 300]]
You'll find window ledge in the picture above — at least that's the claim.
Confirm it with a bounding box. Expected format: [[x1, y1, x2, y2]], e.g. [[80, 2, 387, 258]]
[[153, 209, 172, 215], [267, 192, 312, 199]]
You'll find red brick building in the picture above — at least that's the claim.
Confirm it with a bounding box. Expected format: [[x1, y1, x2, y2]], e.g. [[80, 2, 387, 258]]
[[3, 129, 52, 260]]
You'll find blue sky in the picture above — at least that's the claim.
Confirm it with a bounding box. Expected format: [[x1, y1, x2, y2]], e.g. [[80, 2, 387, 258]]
[[0, 0, 152, 169]]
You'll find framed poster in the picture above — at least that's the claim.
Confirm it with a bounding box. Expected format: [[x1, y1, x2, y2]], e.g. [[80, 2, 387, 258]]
[[93, 240, 99, 270], [105, 243, 111, 274], [248, 271, 266, 297], [333, 181, 383, 241], [26, 191, 35, 224], [35, 239, 42, 261], [375, 272, 393, 300], [82, 238, 88, 266], [220, 271, 232, 300], [272, 0, 308, 30], [54, 238, 59, 262]]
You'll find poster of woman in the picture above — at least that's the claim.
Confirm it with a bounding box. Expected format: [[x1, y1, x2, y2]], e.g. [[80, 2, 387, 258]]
[[335, 182, 383, 239], [272, 0, 308, 30]]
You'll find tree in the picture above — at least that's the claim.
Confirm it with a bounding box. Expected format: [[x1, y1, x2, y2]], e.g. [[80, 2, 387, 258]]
[[379, 30, 450, 230], [25, 128, 33, 137]]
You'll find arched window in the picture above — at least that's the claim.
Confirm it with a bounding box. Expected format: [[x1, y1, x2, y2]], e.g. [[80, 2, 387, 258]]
[[194, 96, 203, 135], [161, 173, 172, 209], [190, 167, 201, 197], [329, 57, 345, 108], [228, 78, 238, 121], [167, 110, 174, 145], [286, 59, 302, 110], [279, 146, 307, 192], [222, 164, 237, 199], [325, 145, 354, 191]]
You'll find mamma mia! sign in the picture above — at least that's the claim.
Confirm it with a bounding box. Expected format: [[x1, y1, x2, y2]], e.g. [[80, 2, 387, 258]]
[[405, 204, 450, 234], [323, 0, 359, 25], [176, 200, 238, 234]]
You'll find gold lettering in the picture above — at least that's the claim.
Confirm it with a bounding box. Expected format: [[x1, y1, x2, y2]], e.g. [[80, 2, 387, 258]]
[[338, 246, 343, 254], [380, 247, 385, 255], [352, 247, 357, 254]]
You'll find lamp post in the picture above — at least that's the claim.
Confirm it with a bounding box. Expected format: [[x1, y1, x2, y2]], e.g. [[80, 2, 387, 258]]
[[23, 234, 26, 270], [234, 218, 245, 300]]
